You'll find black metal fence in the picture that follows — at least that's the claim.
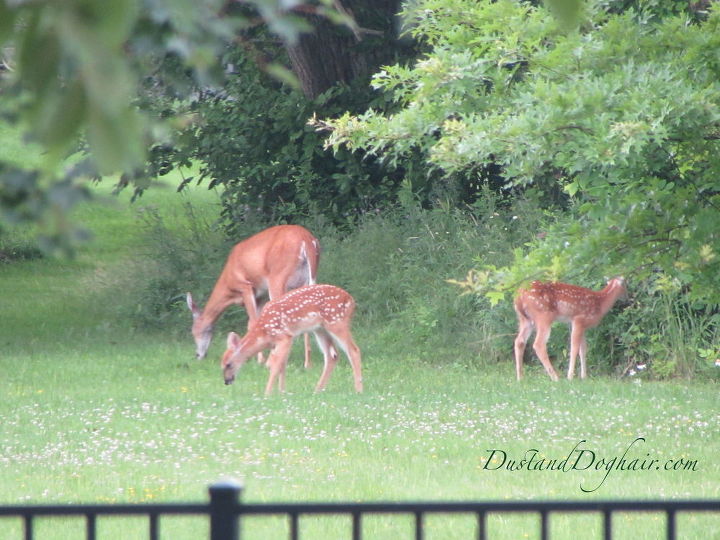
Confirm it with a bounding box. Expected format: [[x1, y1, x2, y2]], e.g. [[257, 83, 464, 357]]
[[1, 481, 718, 540]]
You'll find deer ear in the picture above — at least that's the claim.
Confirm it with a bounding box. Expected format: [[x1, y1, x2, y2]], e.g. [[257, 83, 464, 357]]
[[227, 332, 241, 350]]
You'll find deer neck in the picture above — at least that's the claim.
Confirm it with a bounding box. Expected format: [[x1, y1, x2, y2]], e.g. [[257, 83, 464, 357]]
[[598, 282, 623, 317], [198, 286, 237, 332], [240, 330, 273, 360]]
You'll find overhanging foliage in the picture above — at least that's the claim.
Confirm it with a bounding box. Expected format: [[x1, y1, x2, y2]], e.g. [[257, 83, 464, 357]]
[[321, 0, 720, 305], [0, 0, 350, 251]]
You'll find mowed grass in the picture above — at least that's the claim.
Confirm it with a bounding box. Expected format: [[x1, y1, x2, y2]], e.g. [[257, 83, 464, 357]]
[[0, 176, 719, 539]]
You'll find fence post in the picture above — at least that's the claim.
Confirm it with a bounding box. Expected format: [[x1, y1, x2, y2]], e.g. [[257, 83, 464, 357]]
[[209, 479, 242, 540]]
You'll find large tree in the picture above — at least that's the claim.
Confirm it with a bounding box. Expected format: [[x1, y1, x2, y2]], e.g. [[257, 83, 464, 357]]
[[321, 0, 720, 305]]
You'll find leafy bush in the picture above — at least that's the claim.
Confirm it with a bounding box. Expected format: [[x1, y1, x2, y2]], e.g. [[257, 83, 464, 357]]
[[600, 277, 720, 379], [183, 53, 409, 229]]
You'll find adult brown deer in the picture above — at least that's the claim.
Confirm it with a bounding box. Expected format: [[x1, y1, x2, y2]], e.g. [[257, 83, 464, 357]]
[[221, 284, 363, 395], [187, 225, 320, 366], [513, 277, 627, 381]]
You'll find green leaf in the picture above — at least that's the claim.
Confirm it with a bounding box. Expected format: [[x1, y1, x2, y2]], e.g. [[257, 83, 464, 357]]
[[92, 0, 140, 48], [564, 181, 579, 197], [486, 290, 506, 307], [37, 78, 87, 152], [87, 108, 145, 174], [18, 16, 60, 98], [0, 1, 15, 42], [264, 63, 301, 91]]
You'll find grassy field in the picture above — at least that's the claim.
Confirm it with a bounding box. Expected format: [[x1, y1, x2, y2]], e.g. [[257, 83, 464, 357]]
[[0, 177, 719, 539]]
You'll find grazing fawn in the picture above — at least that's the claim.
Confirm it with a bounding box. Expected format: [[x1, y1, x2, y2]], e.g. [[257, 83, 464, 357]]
[[221, 284, 363, 395], [514, 277, 627, 380]]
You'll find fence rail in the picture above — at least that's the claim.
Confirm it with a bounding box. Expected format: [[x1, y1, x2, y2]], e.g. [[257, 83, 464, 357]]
[[1, 481, 718, 540]]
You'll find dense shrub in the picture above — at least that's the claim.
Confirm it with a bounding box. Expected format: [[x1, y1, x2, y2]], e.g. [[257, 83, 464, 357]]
[[597, 278, 720, 379], [184, 55, 420, 229]]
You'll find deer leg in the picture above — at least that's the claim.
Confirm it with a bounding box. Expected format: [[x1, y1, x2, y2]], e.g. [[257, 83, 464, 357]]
[[264, 338, 292, 395], [579, 334, 588, 379], [514, 316, 534, 381], [568, 323, 588, 380], [278, 355, 287, 393], [302, 334, 312, 369], [239, 284, 267, 365], [327, 324, 363, 393], [270, 343, 287, 393], [532, 322, 560, 381], [312, 330, 340, 392], [254, 295, 270, 364], [346, 338, 363, 393]]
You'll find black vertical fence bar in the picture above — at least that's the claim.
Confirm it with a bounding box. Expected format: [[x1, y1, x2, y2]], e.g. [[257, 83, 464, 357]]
[[149, 512, 159, 540], [414, 512, 423, 540], [352, 512, 361, 540], [603, 509, 612, 540], [666, 510, 676, 540], [24, 514, 33, 540], [86, 513, 97, 540], [289, 512, 299, 540], [476, 511, 486, 540], [540, 511, 548, 540], [209, 480, 242, 540]]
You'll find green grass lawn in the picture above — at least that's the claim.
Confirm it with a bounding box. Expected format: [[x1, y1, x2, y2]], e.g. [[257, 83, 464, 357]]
[[0, 176, 718, 539]]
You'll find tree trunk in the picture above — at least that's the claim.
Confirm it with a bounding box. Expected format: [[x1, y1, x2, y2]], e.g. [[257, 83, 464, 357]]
[[287, 0, 403, 99]]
